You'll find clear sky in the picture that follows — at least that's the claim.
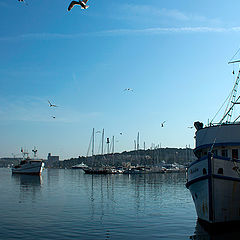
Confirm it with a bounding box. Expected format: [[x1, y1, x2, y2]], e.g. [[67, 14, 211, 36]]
[[1, 0, 240, 159]]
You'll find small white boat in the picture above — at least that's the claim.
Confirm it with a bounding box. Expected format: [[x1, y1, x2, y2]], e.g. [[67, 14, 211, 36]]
[[72, 162, 88, 169], [12, 148, 44, 175]]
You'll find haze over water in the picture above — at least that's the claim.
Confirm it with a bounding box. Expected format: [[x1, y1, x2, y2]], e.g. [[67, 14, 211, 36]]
[[0, 168, 239, 240]]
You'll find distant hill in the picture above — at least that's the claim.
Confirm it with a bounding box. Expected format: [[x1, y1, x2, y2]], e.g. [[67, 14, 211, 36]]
[[45, 147, 196, 169]]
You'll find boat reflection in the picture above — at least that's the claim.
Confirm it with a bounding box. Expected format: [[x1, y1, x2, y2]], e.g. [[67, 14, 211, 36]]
[[12, 174, 42, 202], [190, 219, 240, 240], [12, 174, 42, 187]]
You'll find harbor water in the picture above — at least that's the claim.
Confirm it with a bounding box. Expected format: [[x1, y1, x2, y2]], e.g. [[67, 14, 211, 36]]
[[0, 168, 238, 240]]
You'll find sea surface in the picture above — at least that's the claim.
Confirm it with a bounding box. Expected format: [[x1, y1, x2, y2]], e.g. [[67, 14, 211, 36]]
[[0, 168, 239, 240]]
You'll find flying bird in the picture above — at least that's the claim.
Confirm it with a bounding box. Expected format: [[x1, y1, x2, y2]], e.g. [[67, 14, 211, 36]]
[[68, 0, 89, 11], [124, 88, 133, 92], [48, 100, 58, 108], [161, 121, 166, 127], [18, 0, 28, 5], [51, 116, 56, 119], [188, 126, 193, 129]]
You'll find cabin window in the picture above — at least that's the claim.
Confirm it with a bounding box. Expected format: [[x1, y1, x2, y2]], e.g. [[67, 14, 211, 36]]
[[232, 149, 238, 160], [218, 168, 223, 174], [221, 149, 228, 158], [203, 168, 207, 175]]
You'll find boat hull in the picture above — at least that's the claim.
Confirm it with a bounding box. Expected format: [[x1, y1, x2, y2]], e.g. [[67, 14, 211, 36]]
[[12, 161, 44, 175], [187, 154, 240, 224], [83, 167, 108, 174]]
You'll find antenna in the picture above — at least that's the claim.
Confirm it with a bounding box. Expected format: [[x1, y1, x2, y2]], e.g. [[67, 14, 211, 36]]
[[32, 147, 38, 159], [21, 147, 29, 159]]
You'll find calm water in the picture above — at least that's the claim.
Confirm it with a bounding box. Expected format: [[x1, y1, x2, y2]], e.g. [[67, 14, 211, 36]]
[[0, 168, 238, 240]]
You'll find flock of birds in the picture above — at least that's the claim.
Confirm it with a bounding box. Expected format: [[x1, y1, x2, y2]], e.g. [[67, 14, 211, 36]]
[[18, 0, 90, 11], [47, 98, 169, 128], [48, 100, 58, 119], [17, 0, 192, 128]]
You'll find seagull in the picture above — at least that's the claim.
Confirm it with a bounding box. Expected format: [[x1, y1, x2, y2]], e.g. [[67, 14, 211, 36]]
[[124, 88, 133, 92], [48, 100, 58, 108], [68, 0, 89, 11], [161, 121, 166, 127], [18, 0, 28, 5]]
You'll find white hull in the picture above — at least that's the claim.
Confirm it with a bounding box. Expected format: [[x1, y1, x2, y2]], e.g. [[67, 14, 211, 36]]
[[187, 155, 240, 223], [12, 161, 44, 175]]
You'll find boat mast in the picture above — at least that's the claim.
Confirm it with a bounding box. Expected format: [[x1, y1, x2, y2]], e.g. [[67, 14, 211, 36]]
[[112, 136, 114, 154], [32, 147, 37, 159], [137, 132, 140, 151], [21, 147, 29, 159], [92, 128, 95, 157], [219, 61, 240, 123], [101, 128, 104, 155]]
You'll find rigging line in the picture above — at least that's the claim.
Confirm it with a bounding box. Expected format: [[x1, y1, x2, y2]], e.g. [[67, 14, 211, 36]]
[[221, 70, 240, 123], [220, 96, 240, 124], [233, 113, 240, 123], [229, 47, 240, 63], [210, 91, 231, 123], [209, 123, 224, 153], [86, 133, 93, 157]]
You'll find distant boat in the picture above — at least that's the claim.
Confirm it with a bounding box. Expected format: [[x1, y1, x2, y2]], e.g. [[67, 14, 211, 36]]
[[123, 166, 151, 174], [12, 148, 44, 176], [83, 167, 108, 174], [83, 128, 109, 174], [72, 162, 88, 169], [163, 163, 180, 173]]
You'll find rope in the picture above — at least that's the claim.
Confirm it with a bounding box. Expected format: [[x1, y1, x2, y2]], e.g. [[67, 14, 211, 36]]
[[86, 133, 93, 157], [229, 47, 240, 63], [210, 92, 231, 124], [232, 160, 240, 177]]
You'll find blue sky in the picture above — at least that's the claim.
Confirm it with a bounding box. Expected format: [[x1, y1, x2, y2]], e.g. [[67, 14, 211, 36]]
[[1, 0, 240, 159]]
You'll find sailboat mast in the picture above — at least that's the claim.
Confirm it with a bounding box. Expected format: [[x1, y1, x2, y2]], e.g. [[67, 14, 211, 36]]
[[137, 132, 140, 150], [92, 128, 94, 156], [101, 128, 104, 155], [112, 136, 114, 154]]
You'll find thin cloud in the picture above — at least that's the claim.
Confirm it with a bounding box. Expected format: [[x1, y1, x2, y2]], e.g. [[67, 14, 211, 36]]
[[113, 4, 221, 25], [0, 26, 240, 41], [121, 5, 189, 21], [0, 33, 86, 41]]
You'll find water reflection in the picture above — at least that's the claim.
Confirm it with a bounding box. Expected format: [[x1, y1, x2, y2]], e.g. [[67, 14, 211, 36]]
[[81, 172, 188, 223], [12, 174, 42, 202], [12, 174, 42, 186], [190, 220, 240, 240]]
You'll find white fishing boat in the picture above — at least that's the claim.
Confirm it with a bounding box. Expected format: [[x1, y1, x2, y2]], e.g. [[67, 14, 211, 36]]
[[186, 59, 240, 225], [12, 148, 44, 176]]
